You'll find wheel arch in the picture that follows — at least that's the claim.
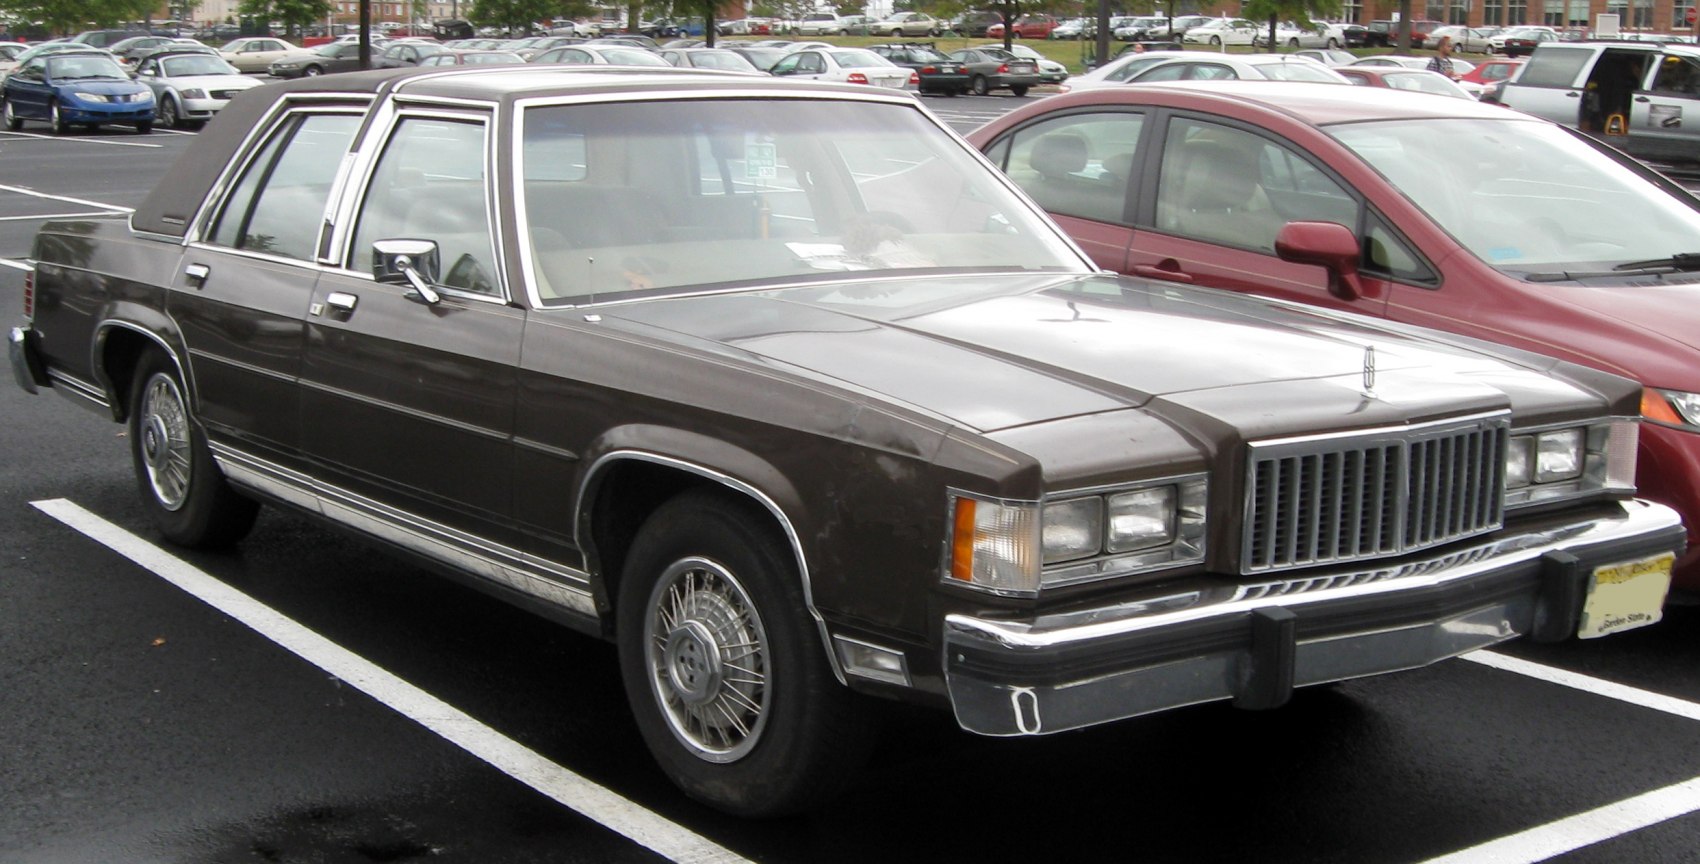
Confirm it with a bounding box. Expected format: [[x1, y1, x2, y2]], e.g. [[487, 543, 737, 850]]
[[576, 443, 847, 684], [93, 317, 189, 424]]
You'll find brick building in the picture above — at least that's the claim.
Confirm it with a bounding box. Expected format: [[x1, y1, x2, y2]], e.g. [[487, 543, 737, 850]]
[[1342, 0, 1695, 32]]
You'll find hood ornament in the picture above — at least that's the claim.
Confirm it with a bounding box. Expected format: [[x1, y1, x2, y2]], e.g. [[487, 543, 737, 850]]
[[1362, 345, 1377, 398]]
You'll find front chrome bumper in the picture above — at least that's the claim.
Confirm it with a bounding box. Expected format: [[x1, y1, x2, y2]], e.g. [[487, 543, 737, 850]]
[[944, 499, 1685, 736]]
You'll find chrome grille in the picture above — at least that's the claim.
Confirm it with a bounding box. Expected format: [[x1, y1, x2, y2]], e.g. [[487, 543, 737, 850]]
[[1242, 415, 1509, 573]]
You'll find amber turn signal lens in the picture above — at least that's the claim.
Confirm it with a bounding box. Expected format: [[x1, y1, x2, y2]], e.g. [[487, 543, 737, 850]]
[[950, 498, 976, 581], [1642, 388, 1684, 425]]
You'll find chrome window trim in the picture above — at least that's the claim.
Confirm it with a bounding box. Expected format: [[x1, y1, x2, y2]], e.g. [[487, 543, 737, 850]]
[[578, 449, 848, 684], [187, 96, 372, 247], [323, 104, 510, 303]]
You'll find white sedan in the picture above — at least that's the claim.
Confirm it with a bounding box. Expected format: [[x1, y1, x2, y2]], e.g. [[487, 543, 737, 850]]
[[767, 48, 913, 89], [218, 37, 315, 73], [1182, 18, 1261, 48]]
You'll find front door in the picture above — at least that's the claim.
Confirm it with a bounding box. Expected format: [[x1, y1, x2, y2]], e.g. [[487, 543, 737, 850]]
[[301, 111, 523, 546]]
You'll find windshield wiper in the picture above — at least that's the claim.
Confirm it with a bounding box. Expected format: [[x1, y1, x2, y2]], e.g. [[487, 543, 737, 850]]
[[1612, 252, 1700, 272]]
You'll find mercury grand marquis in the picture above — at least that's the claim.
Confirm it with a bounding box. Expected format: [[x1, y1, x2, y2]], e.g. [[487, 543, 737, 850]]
[[9, 66, 1686, 816]]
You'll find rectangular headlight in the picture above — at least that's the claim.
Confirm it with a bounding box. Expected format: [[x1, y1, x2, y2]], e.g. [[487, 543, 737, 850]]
[[1535, 428, 1583, 483], [1042, 497, 1102, 564], [1505, 436, 1532, 489], [1106, 486, 1176, 552]]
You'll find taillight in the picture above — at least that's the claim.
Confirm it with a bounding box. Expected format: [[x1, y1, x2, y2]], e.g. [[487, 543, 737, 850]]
[[921, 65, 936, 73], [908, 71, 919, 84], [998, 63, 1009, 73], [847, 72, 868, 84], [22, 266, 33, 320]]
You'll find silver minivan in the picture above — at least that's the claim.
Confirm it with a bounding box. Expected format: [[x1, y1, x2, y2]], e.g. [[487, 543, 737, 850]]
[[1501, 41, 1700, 163]]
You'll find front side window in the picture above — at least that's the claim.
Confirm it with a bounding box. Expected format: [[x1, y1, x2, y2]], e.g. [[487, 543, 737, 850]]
[[1517, 46, 1592, 87], [208, 112, 361, 260], [350, 117, 497, 295], [518, 98, 1081, 304], [993, 111, 1145, 224], [1156, 118, 1355, 254]]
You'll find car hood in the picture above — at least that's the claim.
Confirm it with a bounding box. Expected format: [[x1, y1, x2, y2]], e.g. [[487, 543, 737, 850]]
[[1516, 276, 1700, 369], [603, 273, 1563, 435], [55, 79, 150, 95]]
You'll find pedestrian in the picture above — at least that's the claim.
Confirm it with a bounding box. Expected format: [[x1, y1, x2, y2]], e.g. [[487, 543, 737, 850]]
[[1427, 35, 1458, 79], [1133, 41, 1147, 53]]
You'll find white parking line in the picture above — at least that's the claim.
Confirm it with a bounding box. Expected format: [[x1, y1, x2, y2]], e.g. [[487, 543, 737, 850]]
[[0, 211, 129, 222], [0, 183, 133, 213], [1466, 650, 1700, 723], [30, 498, 753, 864], [1419, 775, 1700, 864], [0, 130, 164, 148]]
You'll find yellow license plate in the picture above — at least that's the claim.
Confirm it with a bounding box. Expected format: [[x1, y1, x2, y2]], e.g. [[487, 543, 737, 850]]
[[1577, 552, 1675, 639]]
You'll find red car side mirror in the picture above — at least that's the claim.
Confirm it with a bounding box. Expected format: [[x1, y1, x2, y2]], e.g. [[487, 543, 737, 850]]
[[1275, 220, 1365, 301]]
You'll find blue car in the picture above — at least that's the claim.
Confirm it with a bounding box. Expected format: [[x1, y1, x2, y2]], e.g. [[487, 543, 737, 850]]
[[3, 51, 156, 134]]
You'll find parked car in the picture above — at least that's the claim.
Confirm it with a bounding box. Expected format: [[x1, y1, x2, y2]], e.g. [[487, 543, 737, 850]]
[[1113, 16, 1169, 41], [722, 43, 789, 71], [987, 14, 1059, 39], [268, 42, 366, 78], [1050, 17, 1094, 39], [107, 35, 178, 65], [1429, 25, 1498, 53], [945, 47, 1042, 95], [949, 11, 1003, 37], [658, 47, 761, 73], [983, 43, 1069, 84], [1294, 48, 1359, 66], [1058, 51, 1180, 92], [876, 11, 946, 37], [796, 12, 850, 36], [2, 50, 154, 134], [1182, 18, 1261, 48], [418, 49, 525, 66], [132, 50, 263, 129], [1491, 25, 1560, 55], [1349, 55, 1478, 80], [373, 40, 449, 68], [870, 43, 972, 94], [1117, 53, 1351, 83], [969, 79, 1700, 592], [767, 48, 912, 88], [68, 28, 150, 48], [1459, 56, 1525, 87], [219, 37, 315, 73], [13, 64, 1684, 819], [1251, 22, 1335, 50], [1336, 65, 1476, 98], [1499, 42, 1700, 164], [530, 44, 671, 66]]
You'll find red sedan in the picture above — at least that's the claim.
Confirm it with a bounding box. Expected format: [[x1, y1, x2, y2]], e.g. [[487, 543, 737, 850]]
[[969, 81, 1700, 593]]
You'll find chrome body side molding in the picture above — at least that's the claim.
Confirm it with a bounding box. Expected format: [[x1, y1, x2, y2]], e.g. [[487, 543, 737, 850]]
[[213, 443, 598, 620]]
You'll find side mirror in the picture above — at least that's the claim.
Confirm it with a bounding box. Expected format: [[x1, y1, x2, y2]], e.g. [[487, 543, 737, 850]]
[[1274, 220, 1365, 301], [373, 238, 443, 304]]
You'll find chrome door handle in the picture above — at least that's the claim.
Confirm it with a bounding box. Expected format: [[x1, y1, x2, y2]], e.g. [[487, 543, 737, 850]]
[[326, 292, 358, 312], [184, 263, 209, 287]]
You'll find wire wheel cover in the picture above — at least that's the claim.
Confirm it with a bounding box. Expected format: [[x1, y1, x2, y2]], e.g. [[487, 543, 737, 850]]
[[643, 557, 770, 762], [140, 374, 192, 510]]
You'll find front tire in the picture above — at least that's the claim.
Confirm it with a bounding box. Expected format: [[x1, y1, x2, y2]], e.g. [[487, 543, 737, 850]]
[[1210, 35, 1222, 47], [616, 491, 874, 817], [158, 97, 179, 129], [128, 352, 260, 548], [971, 74, 990, 95], [302, 64, 323, 77], [135, 120, 152, 134], [50, 100, 71, 135]]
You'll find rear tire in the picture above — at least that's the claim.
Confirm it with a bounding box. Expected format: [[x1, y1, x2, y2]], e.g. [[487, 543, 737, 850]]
[[971, 74, 989, 95], [1010, 85, 1029, 97], [128, 352, 260, 548], [616, 490, 875, 817], [2, 98, 21, 131]]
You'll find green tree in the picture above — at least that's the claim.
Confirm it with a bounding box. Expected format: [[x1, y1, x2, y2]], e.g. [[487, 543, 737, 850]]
[[238, 0, 334, 36], [1241, 0, 1342, 52], [0, 0, 154, 35], [469, 0, 556, 33]]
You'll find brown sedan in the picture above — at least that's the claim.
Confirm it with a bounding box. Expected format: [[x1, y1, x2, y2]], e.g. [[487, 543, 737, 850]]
[[9, 67, 1684, 816]]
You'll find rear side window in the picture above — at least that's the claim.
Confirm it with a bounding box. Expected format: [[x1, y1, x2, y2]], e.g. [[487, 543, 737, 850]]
[[208, 113, 360, 260], [994, 111, 1145, 225], [1517, 47, 1593, 87]]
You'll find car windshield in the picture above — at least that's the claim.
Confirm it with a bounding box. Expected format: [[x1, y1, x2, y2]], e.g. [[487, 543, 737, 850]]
[[46, 55, 127, 79], [689, 50, 758, 71], [1381, 70, 1471, 97], [162, 55, 237, 76], [1330, 117, 1700, 276], [601, 47, 669, 65], [518, 98, 1082, 305], [1250, 61, 1346, 82]]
